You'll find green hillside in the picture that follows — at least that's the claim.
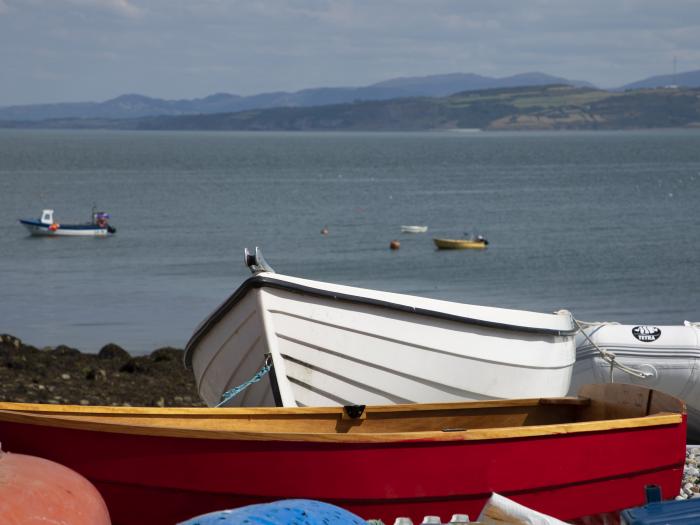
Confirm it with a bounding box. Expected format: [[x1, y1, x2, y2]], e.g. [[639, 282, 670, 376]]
[[3, 85, 700, 131]]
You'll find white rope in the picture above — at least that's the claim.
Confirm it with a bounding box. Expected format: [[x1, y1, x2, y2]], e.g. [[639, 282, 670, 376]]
[[572, 318, 653, 381], [570, 318, 620, 329]]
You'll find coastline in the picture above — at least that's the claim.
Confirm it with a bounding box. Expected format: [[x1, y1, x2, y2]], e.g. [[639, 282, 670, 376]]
[[0, 334, 204, 407]]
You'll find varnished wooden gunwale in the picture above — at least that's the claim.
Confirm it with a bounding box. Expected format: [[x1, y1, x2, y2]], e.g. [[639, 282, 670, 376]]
[[0, 384, 685, 443], [0, 395, 583, 416], [0, 407, 682, 442]]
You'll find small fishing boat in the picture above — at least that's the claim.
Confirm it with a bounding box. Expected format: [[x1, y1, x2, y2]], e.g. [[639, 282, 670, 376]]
[[185, 248, 577, 409], [569, 319, 700, 439], [0, 384, 686, 525], [433, 236, 488, 249], [401, 225, 428, 233], [18, 208, 116, 237]]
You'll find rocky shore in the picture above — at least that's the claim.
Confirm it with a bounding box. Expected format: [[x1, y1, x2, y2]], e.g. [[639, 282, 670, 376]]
[[0, 334, 204, 407]]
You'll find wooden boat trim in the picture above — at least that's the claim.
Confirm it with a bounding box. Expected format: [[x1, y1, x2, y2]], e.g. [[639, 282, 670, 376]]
[[0, 386, 682, 442], [0, 396, 588, 416], [0, 408, 682, 442], [0, 384, 685, 442], [184, 274, 578, 367]]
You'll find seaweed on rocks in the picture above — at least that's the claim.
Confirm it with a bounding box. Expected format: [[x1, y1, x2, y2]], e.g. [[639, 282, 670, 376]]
[[0, 334, 205, 407]]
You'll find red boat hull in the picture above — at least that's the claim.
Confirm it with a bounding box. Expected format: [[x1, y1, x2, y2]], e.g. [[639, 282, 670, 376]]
[[0, 416, 685, 525]]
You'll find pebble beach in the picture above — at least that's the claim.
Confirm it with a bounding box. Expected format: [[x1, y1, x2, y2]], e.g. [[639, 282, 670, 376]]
[[0, 334, 203, 407], [680, 447, 700, 500]]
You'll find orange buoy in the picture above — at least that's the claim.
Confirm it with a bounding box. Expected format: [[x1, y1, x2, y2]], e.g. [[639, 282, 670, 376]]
[[0, 446, 111, 524], [49, 223, 59, 231], [390, 240, 400, 250]]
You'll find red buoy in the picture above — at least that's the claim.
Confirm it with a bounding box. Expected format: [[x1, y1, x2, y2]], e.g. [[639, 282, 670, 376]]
[[0, 446, 111, 524]]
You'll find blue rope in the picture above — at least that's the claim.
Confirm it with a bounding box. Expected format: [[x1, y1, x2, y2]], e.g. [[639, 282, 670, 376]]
[[217, 358, 272, 407]]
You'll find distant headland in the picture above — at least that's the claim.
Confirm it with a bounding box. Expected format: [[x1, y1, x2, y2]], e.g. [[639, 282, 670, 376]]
[[2, 69, 700, 131]]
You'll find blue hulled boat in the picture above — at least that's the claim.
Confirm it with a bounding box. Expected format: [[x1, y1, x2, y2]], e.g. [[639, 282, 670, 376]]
[[19, 208, 116, 237]]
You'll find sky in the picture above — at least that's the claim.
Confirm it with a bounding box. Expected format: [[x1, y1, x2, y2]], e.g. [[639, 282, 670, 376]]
[[1, 0, 700, 106]]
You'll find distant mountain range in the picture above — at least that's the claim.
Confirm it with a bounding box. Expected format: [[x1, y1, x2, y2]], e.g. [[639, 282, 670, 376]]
[[618, 69, 700, 91], [0, 71, 597, 121], [3, 84, 699, 132], [2, 69, 700, 130]]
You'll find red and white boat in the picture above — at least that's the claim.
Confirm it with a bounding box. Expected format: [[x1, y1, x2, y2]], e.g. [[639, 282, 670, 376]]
[[0, 384, 686, 525]]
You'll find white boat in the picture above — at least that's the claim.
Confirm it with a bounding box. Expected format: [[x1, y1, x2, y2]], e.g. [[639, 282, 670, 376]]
[[569, 319, 700, 438], [401, 225, 428, 233], [18, 208, 116, 237], [184, 247, 578, 408]]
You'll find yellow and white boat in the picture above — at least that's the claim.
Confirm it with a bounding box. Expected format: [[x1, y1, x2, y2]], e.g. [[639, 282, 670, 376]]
[[433, 236, 488, 249]]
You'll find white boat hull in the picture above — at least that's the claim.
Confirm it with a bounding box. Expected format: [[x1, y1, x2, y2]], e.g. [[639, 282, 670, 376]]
[[186, 272, 577, 408], [569, 322, 700, 438], [401, 225, 428, 233]]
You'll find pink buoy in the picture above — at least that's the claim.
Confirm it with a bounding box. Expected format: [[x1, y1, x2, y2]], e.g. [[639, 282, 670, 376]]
[[0, 445, 111, 525]]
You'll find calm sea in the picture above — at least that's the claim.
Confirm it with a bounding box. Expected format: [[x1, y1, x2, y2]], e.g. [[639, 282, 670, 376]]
[[1, 129, 698, 354]]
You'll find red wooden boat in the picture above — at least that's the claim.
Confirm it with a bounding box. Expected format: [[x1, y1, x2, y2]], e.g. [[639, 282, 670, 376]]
[[0, 384, 686, 525]]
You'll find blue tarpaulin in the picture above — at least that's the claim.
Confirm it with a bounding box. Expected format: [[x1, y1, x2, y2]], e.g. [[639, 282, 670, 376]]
[[178, 499, 367, 525]]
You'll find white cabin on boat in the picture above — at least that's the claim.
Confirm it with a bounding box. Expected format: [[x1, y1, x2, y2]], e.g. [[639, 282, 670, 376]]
[[40, 209, 54, 225]]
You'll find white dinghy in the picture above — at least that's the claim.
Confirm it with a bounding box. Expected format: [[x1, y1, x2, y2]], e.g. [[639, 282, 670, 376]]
[[401, 225, 428, 233], [569, 320, 700, 438], [185, 247, 577, 408]]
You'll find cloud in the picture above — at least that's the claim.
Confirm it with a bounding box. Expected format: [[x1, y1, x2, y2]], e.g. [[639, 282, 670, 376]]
[[74, 0, 142, 17], [28, 0, 143, 17], [2, 0, 700, 104]]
